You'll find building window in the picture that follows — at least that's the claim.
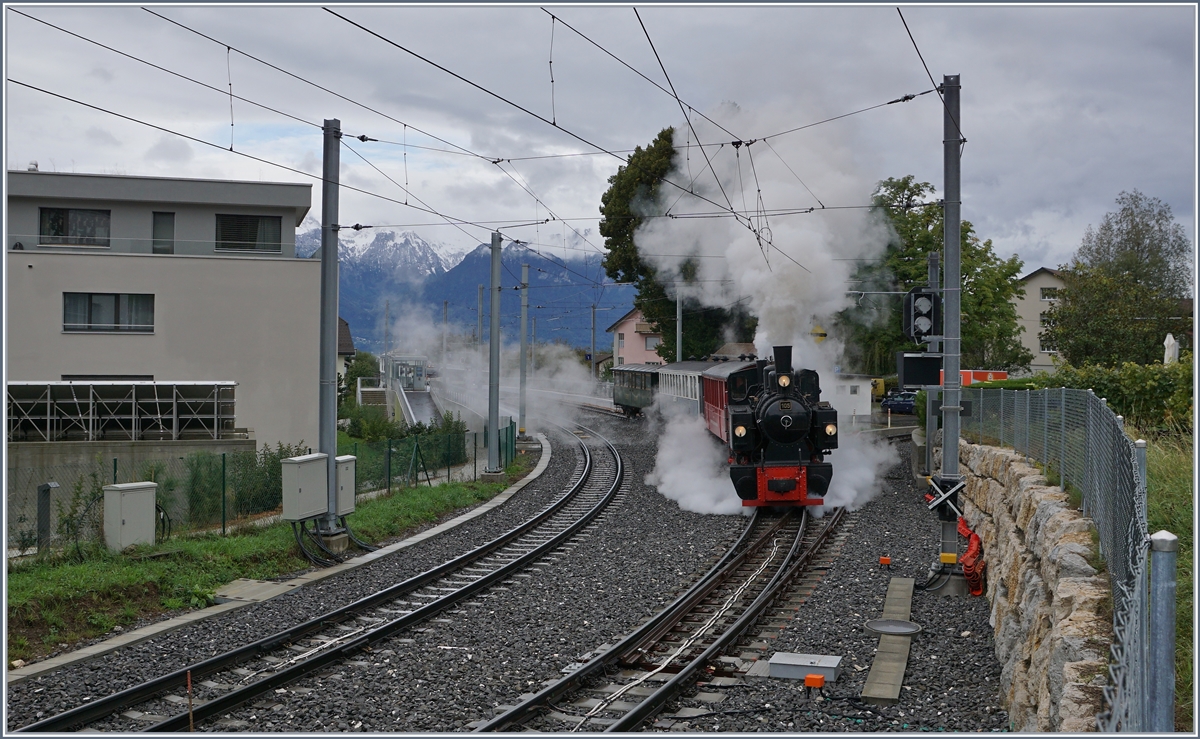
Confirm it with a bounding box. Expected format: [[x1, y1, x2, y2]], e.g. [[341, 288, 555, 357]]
[[39, 208, 111, 247], [215, 214, 282, 252], [618, 332, 625, 348], [63, 293, 154, 332], [645, 336, 661, 351], [152, 212, 175, 254], [1039, 340, 1058, 354], [850, 385, 859, 395], [1040, 287, 1059, 301], [617, 356, 624, 366]]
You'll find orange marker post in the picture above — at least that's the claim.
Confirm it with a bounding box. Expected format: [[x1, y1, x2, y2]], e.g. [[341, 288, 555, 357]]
[[880, 556, 892, 569]]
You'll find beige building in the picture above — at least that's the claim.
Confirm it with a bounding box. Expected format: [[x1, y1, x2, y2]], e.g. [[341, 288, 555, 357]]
[[6, 169, 319, 448], [1013, 267, 1065, 376]]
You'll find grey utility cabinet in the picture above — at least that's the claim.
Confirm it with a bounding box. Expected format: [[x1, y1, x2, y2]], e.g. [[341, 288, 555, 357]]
[[282, 453, 327, 522], [103, 482, 158, 551], [335, 455, 356, 516]]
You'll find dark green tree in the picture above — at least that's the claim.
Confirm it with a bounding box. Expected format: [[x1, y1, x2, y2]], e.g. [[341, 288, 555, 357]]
[[338, 350, 378, 408], [835, 176, 1032, 375], [1043, 191, 1193, 366], [599, 127, 755, 361]]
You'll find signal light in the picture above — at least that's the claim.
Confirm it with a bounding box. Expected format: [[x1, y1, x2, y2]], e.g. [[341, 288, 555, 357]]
[[903, 286, 941, 343]]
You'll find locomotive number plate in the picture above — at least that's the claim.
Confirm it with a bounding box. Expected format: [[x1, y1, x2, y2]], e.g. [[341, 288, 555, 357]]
[[780, 401, 792, 410]]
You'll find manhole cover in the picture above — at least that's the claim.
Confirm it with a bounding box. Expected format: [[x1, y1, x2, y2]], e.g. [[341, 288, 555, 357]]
[[864, 619, 922, 635]]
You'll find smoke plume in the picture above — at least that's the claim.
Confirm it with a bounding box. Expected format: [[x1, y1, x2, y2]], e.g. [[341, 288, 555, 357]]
[[639, 100, 896, 513]]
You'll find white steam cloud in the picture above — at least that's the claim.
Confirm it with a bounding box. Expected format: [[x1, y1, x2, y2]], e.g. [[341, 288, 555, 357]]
[[640, 100, 896, 513], [643, 396, 746, 516]]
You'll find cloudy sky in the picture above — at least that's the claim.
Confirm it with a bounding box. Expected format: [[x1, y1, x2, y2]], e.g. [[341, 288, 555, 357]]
[[5, 4, 1196, 275]]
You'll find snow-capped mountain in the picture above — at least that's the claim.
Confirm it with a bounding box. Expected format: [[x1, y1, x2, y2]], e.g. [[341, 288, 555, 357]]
[[294, 220, 633, 352]]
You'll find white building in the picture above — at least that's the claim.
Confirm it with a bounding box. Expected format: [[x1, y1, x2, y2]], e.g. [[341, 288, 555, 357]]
[[1013, 267, 1066, 376], [6, 169, 319, 448]]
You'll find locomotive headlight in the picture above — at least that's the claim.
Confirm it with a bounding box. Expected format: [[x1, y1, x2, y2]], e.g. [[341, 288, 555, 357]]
[[825, 423, 838, 436], [777, 374, 791, 388], [734, 425, 748, 438]]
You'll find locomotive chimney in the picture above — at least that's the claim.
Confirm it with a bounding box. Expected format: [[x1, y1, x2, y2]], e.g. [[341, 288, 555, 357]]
[[773, 345, 793, 374]]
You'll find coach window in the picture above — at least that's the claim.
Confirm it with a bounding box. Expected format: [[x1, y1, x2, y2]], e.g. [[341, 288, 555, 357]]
[[729, 373, 749, 402]]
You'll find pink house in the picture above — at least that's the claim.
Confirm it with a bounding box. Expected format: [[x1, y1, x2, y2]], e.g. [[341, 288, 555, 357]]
[[607, 308, 664, 366]]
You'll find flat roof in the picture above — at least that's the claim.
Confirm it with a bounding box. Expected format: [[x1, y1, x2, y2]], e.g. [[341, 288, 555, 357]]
[[8, 169, 311, 221]]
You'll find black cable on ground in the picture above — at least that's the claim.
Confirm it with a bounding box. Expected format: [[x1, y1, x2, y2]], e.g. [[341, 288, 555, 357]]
[[292, 521, 335, 567], [339, 515, 379, 551]]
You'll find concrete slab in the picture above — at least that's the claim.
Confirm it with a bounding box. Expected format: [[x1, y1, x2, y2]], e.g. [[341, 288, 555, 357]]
[[6, 434, 552, 685], [861, 577, 915, 706]]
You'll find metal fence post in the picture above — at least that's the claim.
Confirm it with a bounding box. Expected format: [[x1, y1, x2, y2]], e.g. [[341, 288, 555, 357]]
[[999, 388, 1004, 448], [1148, 529, 1178, 731], [1042, 390, 1049, 468], [473, 432, 478, 482], [1060, 387, 1067, 493], [113, 457, 118, 485], [221, 452, 227, 536], [37, 482, 57, 554], [353, 442, 358, 497], [386, 439, 392, 496]]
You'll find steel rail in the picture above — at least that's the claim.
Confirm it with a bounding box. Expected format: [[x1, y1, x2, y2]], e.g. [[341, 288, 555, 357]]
[[16, 428, 598, 733], [141, 426, 623, 732], [605, 506, 846, 731], [473, 508, 795, 732]]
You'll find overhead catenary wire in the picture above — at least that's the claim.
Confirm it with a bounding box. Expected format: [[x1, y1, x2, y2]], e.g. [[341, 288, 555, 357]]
[[323, 7, 798, 268], [8, 79, 504, 238], [896, 7, 965, 148], [7, 8, 321, 131]]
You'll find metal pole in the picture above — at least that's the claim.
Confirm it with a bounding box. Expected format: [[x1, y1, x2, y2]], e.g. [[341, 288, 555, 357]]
[[36, 482, 56, 554], [319, 118, 341, 532], [940, 74, 962, 486], [113, 458, 118, 485], [442, 300, 448, 368], [1148, 529, 1178, 731], [221, 452, 226, 536], [590, 304, 597, 380], [532, 317, 537, 377], [519, 264, 529, 439], [676, 292, 682, 363], [486, 232, 502, 473]]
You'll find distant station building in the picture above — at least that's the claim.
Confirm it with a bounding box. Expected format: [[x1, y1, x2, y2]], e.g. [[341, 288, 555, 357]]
[[6, 168, 317, 449]]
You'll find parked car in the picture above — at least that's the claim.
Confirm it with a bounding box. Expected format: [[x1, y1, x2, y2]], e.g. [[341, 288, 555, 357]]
[[881, 391, 918, 414]]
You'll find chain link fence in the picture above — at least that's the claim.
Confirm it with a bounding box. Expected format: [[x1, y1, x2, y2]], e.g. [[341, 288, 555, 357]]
[[6, 443, 307, 555], [960, 386, 1151, 731], [8, 423, 510, 558]]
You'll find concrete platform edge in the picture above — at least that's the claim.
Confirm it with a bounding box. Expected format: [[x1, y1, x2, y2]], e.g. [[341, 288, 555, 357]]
[[6, 433, 552, 684]]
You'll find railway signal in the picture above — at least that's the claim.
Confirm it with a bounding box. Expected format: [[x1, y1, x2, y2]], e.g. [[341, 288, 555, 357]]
[[902, 286, 940, 343]]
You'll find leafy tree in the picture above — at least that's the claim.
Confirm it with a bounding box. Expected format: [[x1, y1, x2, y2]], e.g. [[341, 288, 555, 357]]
[[1076, 189, 1192, 298], [338, 350, 378, 408], [1043, 190, 1193, 367], [1042, 264, 1189, 367], [835, 176, 1033, 375], [599, 127, 755, 362]]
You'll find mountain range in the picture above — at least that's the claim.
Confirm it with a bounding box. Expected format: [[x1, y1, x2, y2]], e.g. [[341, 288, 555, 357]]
[[295, 222, 634, 355]]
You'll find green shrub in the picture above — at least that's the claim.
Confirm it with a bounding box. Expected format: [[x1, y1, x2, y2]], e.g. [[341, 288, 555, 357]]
[[1038, 353, 1192, 431]]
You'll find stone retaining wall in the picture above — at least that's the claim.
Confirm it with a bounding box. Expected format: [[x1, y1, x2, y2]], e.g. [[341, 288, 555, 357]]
[[935, 438, 1111, 732]]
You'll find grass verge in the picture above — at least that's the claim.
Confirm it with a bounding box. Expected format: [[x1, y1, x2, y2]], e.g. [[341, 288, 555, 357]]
[[1142, 431, 1193, 732], [7, 447, 536, 666]]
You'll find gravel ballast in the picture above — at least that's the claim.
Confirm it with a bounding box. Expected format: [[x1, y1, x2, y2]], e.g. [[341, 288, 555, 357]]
[[9, 415, 1010, 733]]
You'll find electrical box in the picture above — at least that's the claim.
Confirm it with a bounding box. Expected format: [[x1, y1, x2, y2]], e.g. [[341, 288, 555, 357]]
[[768, 652, 843, 682], [103, 482, 157, 552], [282, 453, 328, 522], [335, 455, 356, 516]]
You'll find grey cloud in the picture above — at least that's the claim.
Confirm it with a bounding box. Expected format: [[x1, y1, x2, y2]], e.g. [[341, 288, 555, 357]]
[[85, 127, 121, 147], [145, 135, 193, 163]]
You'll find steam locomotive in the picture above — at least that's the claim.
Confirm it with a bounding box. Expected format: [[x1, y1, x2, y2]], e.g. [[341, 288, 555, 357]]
[[612, 345, 838, 506]]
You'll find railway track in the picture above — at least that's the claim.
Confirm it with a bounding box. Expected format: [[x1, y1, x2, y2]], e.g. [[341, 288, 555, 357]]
[[16, 424, 624, 733], [475, 505, 847, 732]]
